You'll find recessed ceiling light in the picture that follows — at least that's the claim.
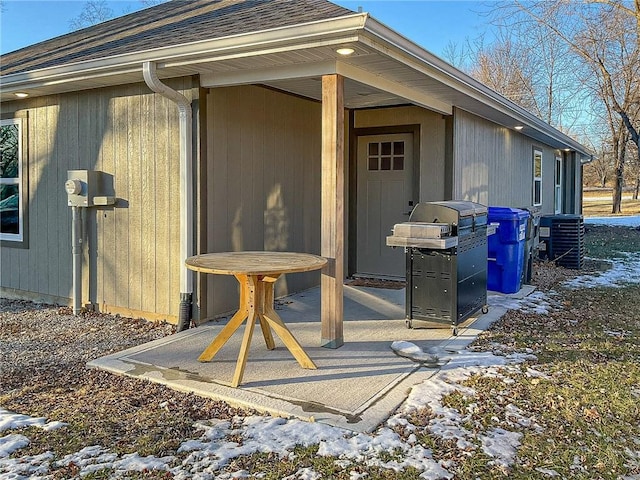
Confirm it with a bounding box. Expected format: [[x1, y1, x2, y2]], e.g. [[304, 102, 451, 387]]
[[336, 47, 355, 56], [14, 92, 29, 98], [514, 125, 524, 130]]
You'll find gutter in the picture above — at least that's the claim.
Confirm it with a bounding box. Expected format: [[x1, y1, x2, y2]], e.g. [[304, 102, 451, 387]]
[[142, 61, 193, 331], [0, 14, 368, 94]]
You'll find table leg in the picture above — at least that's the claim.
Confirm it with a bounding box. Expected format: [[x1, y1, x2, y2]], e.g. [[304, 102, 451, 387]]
[[198, 274, 249, 362], [231, 275, 261, 388], [261, 303, 317, 370], [258, 275, 278, 350]]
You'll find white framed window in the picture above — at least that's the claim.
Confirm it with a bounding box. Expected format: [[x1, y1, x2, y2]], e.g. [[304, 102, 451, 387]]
[[533, 148, 543, 206], [1, 116, 27, 245], [554, 154, 563, 213]]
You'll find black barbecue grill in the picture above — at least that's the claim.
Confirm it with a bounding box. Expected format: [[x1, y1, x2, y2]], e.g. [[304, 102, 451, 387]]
[[387, 201, 489, 335]]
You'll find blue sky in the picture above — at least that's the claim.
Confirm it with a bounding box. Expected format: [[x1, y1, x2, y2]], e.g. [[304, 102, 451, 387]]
[[0, 0, 496, 56]]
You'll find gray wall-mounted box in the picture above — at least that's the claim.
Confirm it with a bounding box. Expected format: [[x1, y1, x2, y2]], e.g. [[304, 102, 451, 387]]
[[65, 170, 111, 207]]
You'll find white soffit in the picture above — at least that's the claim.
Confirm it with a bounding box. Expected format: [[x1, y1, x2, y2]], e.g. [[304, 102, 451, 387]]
[[200, 58, 452, 114], [335, 61, 451, 114]]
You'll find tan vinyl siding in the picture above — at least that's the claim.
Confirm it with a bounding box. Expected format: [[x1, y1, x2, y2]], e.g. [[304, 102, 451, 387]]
[[0, 79, 188, 321], [453, 108, 558, 212], [203, 85, 322, 319], [353, 106, 446, 201]]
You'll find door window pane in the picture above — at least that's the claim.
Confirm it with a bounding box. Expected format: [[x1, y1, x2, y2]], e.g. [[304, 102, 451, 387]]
[[367, 140, 406, 171]]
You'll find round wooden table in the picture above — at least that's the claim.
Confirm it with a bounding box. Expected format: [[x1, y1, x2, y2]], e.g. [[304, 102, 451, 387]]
[[185, 251, 327, 387]]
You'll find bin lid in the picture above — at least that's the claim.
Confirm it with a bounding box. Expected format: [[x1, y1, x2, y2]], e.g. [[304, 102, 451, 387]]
[[488, 206, 530, 221], [518, 205, 542, 217]]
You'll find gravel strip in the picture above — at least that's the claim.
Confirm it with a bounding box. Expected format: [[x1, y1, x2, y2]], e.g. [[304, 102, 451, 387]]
[[0, 299, 254, 461], [1, 301, 173, 388]]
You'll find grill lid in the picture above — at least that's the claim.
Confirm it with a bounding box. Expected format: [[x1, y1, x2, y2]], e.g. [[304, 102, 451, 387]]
[[409, 201, 487, 223]]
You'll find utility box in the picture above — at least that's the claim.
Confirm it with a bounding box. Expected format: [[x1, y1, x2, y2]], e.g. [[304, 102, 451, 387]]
[[65, 170, 114, 207], [539, 214, 585, 269]]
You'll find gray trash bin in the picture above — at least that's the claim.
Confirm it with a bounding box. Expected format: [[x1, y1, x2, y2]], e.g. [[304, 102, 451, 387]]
[[519, 206, 541, 284]]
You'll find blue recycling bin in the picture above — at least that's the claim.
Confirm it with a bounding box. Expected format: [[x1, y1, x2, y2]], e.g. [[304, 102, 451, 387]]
[[487, 207, 530, 293]]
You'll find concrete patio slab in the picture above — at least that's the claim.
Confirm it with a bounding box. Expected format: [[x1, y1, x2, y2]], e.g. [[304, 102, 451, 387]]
[[89, 284, 527, 432]]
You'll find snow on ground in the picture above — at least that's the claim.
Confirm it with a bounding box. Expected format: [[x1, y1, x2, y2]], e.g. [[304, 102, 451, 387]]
[[1, 240, 637, 479], [572, 215, 640, 287], [1, 351, 538, 479], [488, 290, 559, 315], [565, 252, 640, 288], [0, 332, 546, 479], [584, 215, 640, 227], [0, 409, 67, 434]]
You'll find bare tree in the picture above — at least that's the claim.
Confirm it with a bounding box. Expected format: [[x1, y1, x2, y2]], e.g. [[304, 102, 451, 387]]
[[470, 34, 539, 115], [445, 16, 586, 135], [68, 1, 167, 31], [583, 139, 613, 188], [69, 0, 115, 30], [496, 0, 640, 213], [628, 142, 640, 199]]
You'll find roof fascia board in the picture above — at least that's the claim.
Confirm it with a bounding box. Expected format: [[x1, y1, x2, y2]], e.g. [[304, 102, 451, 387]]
[[335, 60, 452, 115], [1, 68, 143, 94], [360, 17, 590, 155], [1, 14, 368, 90]]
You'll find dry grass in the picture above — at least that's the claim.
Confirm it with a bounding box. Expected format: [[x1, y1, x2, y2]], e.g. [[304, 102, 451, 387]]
[[465, 225, 640, 478], [582, 194, 640, 216]]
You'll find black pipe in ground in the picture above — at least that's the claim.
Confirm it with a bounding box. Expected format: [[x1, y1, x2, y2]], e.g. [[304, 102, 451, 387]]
[[177, 292, 192, 332]]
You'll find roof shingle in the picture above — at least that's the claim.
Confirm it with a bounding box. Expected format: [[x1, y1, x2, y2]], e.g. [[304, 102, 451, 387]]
[[1, 0, 354, 76]]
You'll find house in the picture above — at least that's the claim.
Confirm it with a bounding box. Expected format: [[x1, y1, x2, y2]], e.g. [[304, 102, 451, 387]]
[[0, 0, 590, 347]]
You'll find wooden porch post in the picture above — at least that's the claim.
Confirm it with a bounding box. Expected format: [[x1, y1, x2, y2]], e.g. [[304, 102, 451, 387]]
[[321, 74, 344, 349]]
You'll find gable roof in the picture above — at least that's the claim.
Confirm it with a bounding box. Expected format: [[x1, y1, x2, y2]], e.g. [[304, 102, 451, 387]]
[[0, 0, 590, 157], [1, 0, 353, 75]]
